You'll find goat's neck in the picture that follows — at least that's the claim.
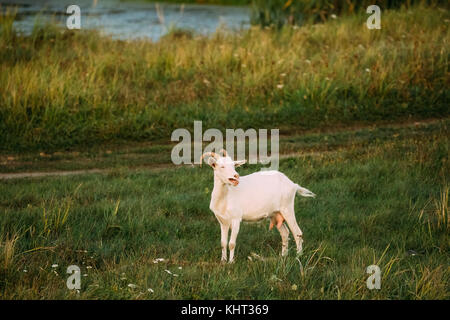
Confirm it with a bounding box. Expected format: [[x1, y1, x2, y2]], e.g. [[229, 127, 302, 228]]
[[210, 173, 229, 212]]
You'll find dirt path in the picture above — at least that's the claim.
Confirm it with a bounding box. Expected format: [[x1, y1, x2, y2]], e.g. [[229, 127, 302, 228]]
[[0, 151, 333, 180], [1, 118, 446, 181], [0, 168, 107, 180]]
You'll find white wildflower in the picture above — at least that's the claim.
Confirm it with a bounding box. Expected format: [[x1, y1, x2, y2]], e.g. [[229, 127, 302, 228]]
[[270, 274, 282, 282]]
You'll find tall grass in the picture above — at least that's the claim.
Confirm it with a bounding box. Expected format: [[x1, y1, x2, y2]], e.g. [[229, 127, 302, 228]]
[[40, 198, 72, 238], [0, 122, 448, 299], [0, 6, 16, 43], [0, 5, 448, 151], [419, 187, 449, 231], [0, 233, 19, 271], [250, 0, 449, 27]]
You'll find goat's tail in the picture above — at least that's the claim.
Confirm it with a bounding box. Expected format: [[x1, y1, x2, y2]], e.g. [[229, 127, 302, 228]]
[[296, 184, 316, 198]]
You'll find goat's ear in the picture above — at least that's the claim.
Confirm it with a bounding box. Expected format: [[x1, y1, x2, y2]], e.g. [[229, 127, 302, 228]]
[[234, 160, 246, 167], [207, 157, 217, 168]]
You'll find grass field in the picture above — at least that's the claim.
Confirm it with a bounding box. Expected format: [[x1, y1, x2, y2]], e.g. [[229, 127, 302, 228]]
[[1, 4, 449, 151], [0, 2, 449, 300], [0, 120, 448, 299]]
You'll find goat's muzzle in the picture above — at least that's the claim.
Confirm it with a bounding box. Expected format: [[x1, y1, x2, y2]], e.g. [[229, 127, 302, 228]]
[[229, 174, 239, 186]]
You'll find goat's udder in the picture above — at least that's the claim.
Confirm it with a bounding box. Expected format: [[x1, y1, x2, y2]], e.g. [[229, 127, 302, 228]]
[[269, 212, 285, 230]]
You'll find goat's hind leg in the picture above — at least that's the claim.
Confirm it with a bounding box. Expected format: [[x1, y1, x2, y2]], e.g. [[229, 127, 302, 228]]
[[277, 223, 289, 256], [281, 209, 303, 254], [270, 212, 289, 256]]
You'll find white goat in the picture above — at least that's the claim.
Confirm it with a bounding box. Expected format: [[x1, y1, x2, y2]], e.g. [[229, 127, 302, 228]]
[[200, 150, 316, 263]]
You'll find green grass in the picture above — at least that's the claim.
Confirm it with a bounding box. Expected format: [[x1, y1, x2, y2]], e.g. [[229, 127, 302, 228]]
[[0, 5, 449, 151], [250, 0, 449, 27], [0, 121, 448, 299], [0, 118, 447, 174], [0, 2, 448, 300]]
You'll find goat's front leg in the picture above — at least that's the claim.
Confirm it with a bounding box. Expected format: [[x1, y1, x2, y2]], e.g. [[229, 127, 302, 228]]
[[220, 223, 230, 263], [228, 219, 241, 263]]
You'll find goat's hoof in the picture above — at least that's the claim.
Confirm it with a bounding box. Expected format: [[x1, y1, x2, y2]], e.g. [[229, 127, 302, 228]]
[[228, 259, 235, 264]]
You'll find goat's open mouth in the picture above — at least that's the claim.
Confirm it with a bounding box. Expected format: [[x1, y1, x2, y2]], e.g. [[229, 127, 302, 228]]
[[228, 178, 239, 186]]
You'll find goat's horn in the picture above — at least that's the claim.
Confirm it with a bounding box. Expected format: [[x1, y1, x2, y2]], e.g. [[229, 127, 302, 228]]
[[220, 149, 228, 157], [199, 152, 219, 166]]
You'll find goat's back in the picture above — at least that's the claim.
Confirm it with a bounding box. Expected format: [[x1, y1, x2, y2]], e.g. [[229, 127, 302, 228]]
[[227, 170, 298, 220]]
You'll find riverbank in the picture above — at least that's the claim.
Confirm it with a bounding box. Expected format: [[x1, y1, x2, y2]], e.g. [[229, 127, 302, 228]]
[[1, 4, 449, 152]]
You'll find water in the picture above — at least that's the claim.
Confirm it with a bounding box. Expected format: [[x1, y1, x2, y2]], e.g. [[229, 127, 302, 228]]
[[2, 0, 251, 41]]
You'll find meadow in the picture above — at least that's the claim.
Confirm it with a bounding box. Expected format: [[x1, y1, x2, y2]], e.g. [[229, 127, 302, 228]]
[[0, 4, 448, 151], [0, 2, 449, 300], [0, 119, 448, 299]]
